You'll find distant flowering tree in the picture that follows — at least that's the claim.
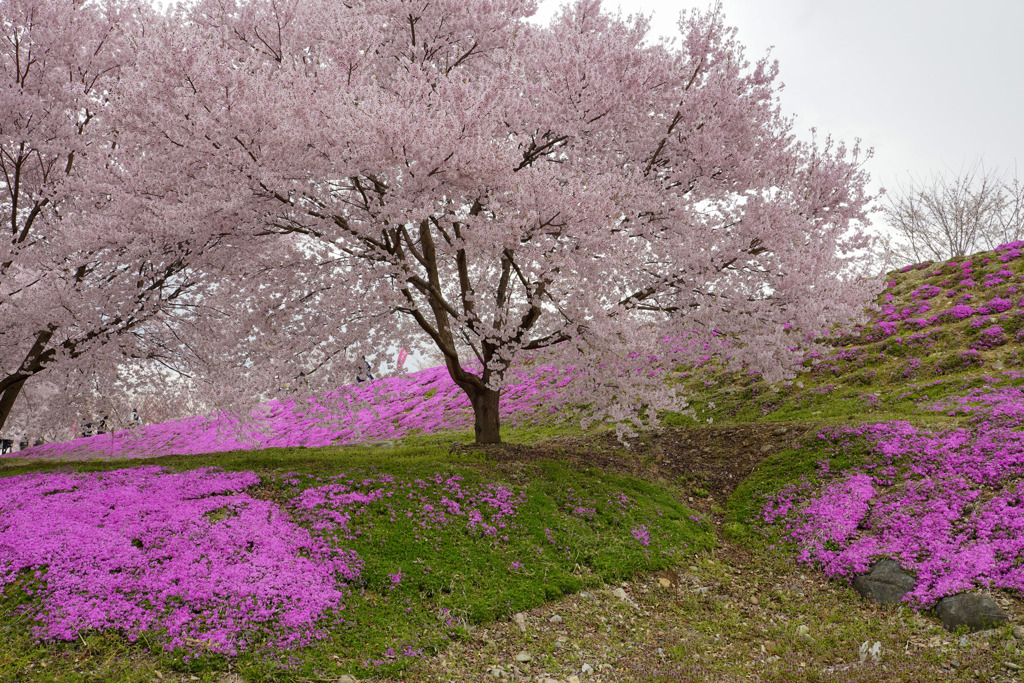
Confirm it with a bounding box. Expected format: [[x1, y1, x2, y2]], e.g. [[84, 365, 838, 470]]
[[125, 0, 881, 444]]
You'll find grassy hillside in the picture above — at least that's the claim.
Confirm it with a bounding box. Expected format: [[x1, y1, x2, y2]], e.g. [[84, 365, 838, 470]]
[[670, 244, 1024, 429], [4, 244, 1024, 682]]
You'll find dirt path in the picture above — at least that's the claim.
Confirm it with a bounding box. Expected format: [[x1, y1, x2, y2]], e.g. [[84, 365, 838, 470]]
[[398, 426, 1024, 683]]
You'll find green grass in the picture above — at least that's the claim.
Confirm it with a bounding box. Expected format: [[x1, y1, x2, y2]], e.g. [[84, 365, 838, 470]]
[[0, 447, 711, 682]]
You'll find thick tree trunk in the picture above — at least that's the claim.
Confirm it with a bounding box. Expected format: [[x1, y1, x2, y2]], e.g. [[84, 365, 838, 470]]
[[0, 329, 54, 433], [468, 386, 502, 444], [0, 375, 28, 434]]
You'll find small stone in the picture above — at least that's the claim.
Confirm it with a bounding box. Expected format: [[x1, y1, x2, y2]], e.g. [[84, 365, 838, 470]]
[[338, 676, 358, 683], [958, 637, 970, 648], [611, 587, 630, 602], [852, 559, 916, 604], [1013, 625, 1024, 640], [749, 596, 759, 605], [773, 427, 788, 435], [549, 614, 563, 623], [581, 662, 595, 674], [1007, 662, 1021, 671], [797, 625, 812, 640], [658, 577, 672, 588], [567, 676, 581, 683], [760, 444, 773, 453], [935, 593, 1008, 632], [541, 678, 560, 683], [513, 612, 527, 633], [515, 651, 532, 663], [488, 667, 508, 679], [1005, 639, 1017, 654]]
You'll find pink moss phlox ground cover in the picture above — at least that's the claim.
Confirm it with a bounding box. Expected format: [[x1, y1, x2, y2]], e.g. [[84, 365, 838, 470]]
[[928, 385, 1024, 425], [766, 407, 1024, 605], [12, 364, 580, 460], [0, 467, 359, 654], [13, 336, 721, 462], [290, 471, 525, 542]]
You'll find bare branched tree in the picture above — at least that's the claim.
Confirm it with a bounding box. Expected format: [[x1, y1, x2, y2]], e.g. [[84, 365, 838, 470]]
[[884, 161, 1023, 265]]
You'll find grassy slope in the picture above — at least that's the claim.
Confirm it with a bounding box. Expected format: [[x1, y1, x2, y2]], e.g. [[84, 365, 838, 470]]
[[0, 429, 712, 682], [5, 250, 1024, 682], [660, 251, 1024, 528]]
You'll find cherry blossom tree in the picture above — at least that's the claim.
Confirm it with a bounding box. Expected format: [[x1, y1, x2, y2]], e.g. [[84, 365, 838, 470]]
[[0, 0, 233, 437], [126, 0, 882, 444]]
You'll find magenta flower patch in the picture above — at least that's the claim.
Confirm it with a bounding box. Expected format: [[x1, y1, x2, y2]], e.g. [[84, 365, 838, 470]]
[[0, 467, 358, 654], [910, 284, 942, 300], [15, 363, 584, 461], [766, 412, 1024, 605], [291, 472, 525, 540], [977, 297, 1013, 315], [972, 325, 1007, 351]]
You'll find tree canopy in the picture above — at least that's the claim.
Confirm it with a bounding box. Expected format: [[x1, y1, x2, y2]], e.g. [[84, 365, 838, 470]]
[[2, 0, 882, 444]]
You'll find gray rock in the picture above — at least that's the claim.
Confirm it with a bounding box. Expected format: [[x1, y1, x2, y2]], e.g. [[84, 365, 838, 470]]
[[935, 593, 1008, 632], [1014, 625, 1024, 640], [852, 559, 916, 604], [581, 662, 595, 674], [515, 651, 532, 663], [760, 444, 773, 453], [549, 614, 562, 623], [611, 587, 637, 606], [773, 427, 788, 435]]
